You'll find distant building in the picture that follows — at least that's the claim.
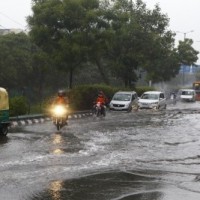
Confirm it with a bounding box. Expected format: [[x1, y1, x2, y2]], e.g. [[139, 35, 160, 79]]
[[0, 28, 25, 35], [179, 64, 200, 74]]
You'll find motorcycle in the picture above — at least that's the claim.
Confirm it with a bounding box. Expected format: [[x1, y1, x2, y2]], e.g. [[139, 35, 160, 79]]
[[93, 102, 106, 117], [170, 93, 176, 105], [52, 104, 68, 130]]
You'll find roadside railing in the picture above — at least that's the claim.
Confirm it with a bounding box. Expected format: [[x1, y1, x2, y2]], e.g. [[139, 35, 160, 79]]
[[9, 110, 93, 127]]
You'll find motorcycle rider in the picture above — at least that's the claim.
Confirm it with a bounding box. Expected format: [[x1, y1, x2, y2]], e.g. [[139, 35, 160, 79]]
[[52, 89, 69, 124], [170, 92, 176, 105], [94, 91, 108, 115]]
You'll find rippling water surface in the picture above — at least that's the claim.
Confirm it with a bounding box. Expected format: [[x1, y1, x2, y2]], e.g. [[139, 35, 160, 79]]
[[1, 101, 200, 199]]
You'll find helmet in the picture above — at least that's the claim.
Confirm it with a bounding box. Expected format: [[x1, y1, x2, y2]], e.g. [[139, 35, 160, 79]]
[[97, 91, 103, 97], [58, 90, 66, 97], [98, 90, 104, 95]]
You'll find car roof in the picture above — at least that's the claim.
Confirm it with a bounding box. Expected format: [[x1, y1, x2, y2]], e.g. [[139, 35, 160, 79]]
[[143, 91, 163, 94], [115, 91, 137, 94], [180, 89, 195, 91]]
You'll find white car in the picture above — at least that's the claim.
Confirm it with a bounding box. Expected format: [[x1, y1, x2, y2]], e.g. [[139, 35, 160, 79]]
[[179, 89, 196, 102], [109, 91, 139, 112], [138, 91, 167, 110]]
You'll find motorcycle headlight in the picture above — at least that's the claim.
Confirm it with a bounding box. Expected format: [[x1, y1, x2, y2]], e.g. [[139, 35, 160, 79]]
[[53, 105, 67, 116], [97, 102, 101, 106]]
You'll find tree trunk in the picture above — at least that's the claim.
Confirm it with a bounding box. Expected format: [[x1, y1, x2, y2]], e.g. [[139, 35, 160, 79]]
[[95, 58, 110, 85], [69, 68, 73, 89]]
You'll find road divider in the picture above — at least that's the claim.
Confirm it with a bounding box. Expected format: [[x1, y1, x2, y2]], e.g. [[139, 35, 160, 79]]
[[10, 111, 93, 128]]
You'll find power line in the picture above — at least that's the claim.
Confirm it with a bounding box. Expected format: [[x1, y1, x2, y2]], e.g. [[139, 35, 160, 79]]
[[0, 11, 25, 29], [0, 24, 7, 29], [176, 30, 194, 40]]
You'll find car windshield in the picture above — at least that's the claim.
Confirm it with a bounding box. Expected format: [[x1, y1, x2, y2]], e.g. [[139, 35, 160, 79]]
[[182, 91, 194, 95], [141, 93, 159, 100], [113, 94, 131, 101]]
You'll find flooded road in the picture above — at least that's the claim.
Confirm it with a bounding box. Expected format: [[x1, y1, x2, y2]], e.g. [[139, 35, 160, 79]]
[[1, 101, 200, 199]]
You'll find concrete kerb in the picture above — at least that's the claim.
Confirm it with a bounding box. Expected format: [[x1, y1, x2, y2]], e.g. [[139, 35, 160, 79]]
[[9, 111, 93, 128]]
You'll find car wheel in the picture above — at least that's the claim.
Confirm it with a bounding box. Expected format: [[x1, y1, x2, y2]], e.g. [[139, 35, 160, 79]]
[[0, 126, 8, 136]]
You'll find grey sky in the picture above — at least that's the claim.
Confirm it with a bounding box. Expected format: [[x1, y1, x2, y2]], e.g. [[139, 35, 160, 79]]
[[0, 0, 32, 30], [0, 0, 200, 63], [146, 0, 200, 63]]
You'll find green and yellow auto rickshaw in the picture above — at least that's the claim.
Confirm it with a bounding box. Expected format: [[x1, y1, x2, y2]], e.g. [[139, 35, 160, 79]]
[[0, 87, 10, 136]]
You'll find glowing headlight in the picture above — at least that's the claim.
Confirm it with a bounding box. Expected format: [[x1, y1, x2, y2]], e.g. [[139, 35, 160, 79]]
[[97, 102, 101, 106], [53, 105, 67, 116]]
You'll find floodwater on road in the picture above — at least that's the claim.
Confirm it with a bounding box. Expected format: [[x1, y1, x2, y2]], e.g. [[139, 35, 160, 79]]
[[1, 101, 200, 199]]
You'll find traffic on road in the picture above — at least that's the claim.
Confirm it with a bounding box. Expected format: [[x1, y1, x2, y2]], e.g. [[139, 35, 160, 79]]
[[1, 100, 200, 200]]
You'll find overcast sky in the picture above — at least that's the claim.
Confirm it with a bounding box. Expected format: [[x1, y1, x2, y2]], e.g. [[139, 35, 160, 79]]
[[145, 0, 200, 64], [0, 0, 200, 63]]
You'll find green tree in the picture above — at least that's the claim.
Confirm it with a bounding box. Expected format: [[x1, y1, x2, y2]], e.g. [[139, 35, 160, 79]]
[[27, 0, 199, 89], [0, 32, 59, 103], [0, 33, 32, 88], [28, 0, 109, 88], [177, 38, 199, 66], [83, 0, 115, 85], [108, 0, 181, 85], [29, 44, 52, 102]]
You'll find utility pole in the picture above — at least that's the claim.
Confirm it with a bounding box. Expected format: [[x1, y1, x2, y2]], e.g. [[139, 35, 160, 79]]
[[176, 30, 194, 85], [176, 30, 194, 40]]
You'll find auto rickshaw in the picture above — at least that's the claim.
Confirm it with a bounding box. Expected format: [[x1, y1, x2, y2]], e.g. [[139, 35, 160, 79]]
[[0, 87, 10, 136]]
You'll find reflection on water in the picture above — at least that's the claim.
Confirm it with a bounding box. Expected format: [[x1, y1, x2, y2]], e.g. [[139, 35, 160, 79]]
[[6, 108, 200, 200], [53, 134, 63, 145], [49, 180, 63, 200], [50, 132, 82, 154], [52, 134, 64, 155], [112, 191, 163, 200], [53, 149, 64, 154], [30, 171, 165, 200]]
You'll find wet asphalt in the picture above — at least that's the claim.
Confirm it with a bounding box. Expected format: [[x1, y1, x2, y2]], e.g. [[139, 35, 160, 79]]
[[1, 101, 200, 200]]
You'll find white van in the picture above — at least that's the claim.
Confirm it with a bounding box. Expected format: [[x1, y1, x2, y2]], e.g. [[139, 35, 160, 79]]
[[109, 91, 139, 112], [178, 89, 196, 102]]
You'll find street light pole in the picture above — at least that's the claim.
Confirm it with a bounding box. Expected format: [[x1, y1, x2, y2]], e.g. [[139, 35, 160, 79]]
[[176, 30, 194, 86], [176, 30, 194, 40]]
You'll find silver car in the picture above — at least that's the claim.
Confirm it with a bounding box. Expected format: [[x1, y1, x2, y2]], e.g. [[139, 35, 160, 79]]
[[109, 91, 139, 112], [138, 91, 167, 110]]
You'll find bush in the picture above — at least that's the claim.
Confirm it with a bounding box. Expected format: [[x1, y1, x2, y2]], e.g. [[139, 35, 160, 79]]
[[38, 84, 156, 112], [135, 86, 155, 97], [9, 96, 29, 116], [39, 96, 56, 115], [68, 84, 123, 110]]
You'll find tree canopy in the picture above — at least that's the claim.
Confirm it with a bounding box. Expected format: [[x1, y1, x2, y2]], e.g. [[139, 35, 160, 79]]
[[27, 0, 199, 87], [0, 0, 199, 102], [177, 38, 199, 66], [0, 33, 32, 88]]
